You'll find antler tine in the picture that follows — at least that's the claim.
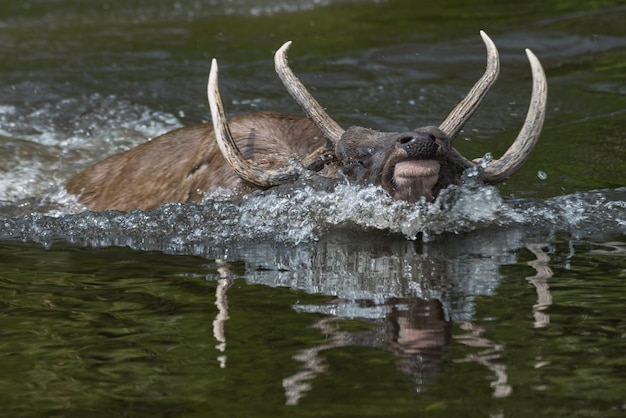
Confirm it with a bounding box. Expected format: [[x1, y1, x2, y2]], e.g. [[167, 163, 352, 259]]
[[481, 48, 547, 183], [207, 58, 300, 187], [439, 31, 500, 139], [275, 41, 345, 146]]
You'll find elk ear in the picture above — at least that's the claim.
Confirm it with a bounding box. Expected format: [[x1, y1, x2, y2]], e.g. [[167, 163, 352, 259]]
[[334, 127, 373, 161], [334, 131, 352, 161]]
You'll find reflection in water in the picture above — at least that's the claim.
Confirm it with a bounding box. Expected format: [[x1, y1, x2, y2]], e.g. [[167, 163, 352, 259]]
[[282, 298, 451, 404], [525, 244, 553, 328], [589, 240, 626, 257], [385, 299, 449, 390], [282, 317, 345, 406], [454, 321, 511, 398], [454, 243, 555, 399], [212, 259, 234, 369], [207, 230, 557, 404], [245, 229, 522, 320]]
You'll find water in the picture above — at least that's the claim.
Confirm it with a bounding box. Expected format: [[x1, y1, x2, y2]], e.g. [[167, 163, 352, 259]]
[[1, 0, 625, 416]]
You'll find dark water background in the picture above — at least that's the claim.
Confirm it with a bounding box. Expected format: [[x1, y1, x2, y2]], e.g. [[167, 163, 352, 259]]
[[1, 1, 625, 416]]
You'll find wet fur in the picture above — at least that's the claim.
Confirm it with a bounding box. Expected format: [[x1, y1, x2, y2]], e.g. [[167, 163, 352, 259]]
[[67, 112, 467, 211], [67, 112, 324, 211]]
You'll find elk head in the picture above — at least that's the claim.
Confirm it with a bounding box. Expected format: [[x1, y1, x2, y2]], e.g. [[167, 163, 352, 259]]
[[208, 31, 547, 202]]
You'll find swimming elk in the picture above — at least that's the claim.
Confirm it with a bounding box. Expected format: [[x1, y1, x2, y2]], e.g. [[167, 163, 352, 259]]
[[66, 31, 547, 211]]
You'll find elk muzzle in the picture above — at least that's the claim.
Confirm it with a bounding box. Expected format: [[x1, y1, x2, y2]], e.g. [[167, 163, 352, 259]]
[[381, 132, 442, 202]]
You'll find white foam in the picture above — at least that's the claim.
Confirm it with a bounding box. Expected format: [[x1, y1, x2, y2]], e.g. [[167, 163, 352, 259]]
[[0, 94, 181, 202]]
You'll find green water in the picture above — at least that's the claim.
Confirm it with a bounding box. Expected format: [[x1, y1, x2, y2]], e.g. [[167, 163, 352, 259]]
[[0, 239, 624, 416], [0, 242, 324, 416], [1, 0, 625, 416]]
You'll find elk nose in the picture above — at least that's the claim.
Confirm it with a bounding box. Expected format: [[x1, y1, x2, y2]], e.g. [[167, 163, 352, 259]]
[[397, 132, 438, 158]]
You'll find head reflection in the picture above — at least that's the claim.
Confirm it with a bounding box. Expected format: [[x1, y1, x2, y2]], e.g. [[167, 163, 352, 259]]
[[207, 230, 553, 405]]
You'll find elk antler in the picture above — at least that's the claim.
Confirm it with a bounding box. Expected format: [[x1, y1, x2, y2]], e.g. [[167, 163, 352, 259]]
[[439, 31, 500, 139], [274, 41, 345, 147], [208, 33, 546, 190], [480, 48, 547, 183], [443, 31, 547, 183], [207, 59, 334, 187], [207, 59, 300, 187]]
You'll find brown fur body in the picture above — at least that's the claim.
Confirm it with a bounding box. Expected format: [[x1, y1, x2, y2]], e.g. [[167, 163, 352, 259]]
[[67, 112, 473, 212], [67, 111, 325, 211]]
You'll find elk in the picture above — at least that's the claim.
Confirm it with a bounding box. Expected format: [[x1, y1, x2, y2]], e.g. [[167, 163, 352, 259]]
[[66, 31, 547, 212]]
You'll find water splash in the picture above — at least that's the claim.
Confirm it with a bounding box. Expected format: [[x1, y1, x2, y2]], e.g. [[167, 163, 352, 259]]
[[1, 92, 624, 249], [0, 94, 181, 201], [1, 178, 624, 251]]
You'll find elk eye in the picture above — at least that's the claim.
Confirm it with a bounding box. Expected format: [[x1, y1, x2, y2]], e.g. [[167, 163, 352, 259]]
[[436, 135, 450, 148], [355, 148, 374, 168], [187, 160, 208, 177]]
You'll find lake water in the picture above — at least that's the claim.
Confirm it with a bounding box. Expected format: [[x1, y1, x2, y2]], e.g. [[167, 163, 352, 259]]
[[1, 1, 625, 416]]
